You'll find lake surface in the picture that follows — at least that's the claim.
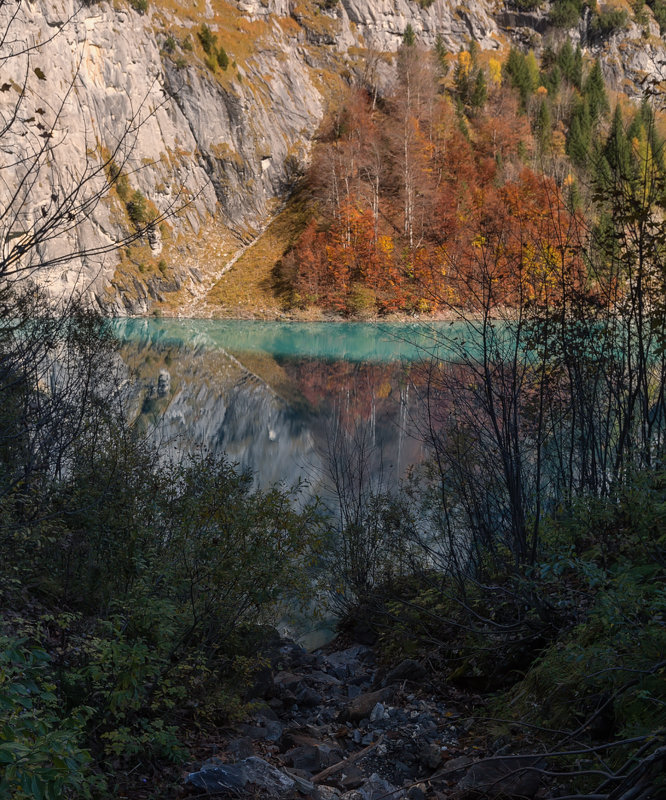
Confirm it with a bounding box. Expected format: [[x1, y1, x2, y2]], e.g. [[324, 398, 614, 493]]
[[112, 319, 470, 493], [112, 318, 476, 363]]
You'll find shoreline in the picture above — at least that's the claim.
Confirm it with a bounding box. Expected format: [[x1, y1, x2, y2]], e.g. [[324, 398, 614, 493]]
[[118, 306, 509, 323]]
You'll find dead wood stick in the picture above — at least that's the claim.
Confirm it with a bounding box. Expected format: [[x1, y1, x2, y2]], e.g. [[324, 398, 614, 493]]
[[312, 735, 385, 784]]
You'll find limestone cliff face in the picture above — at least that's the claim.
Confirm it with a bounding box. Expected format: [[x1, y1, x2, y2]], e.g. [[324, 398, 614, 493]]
[[1, 0, 328, 312], [1, 0, 663, 315], [340, 0, 501, 52]]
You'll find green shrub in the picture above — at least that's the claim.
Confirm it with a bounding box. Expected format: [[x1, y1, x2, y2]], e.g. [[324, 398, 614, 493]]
[[217, 46, 229, 70], [107, 159, 131, 202], [650, 0, 666, 31], [347, 283, 377, 316], [501, 471, 666, 740], [590, 7, 629, 35], [549, 0, 582, 27], [0, 636, 96, 800], [126, 190, 149, 228], [198, 23, 216, 55], [129, 0, 148, 13]]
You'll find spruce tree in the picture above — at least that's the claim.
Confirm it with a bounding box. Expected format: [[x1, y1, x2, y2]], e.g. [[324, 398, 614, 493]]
[[535, 99, 552, 154], [572, 45, 583, 89], [434, 33, 449, 76], [543, 64, 561, 95], [471, 68, 487, 110], [505, 48, 533, 109], [557, 40, 574, 82], [604, 105, 631, 178], [567, 101, 591, 167], [585, 59, 609, 122]]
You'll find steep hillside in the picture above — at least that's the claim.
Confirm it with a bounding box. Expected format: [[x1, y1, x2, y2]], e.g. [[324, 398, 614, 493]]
[[1, 0, 664, 315]]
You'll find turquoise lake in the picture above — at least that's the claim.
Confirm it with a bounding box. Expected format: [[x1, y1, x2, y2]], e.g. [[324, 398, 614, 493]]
[[111, 318, 482, 363], [112, 319, 453, 494]]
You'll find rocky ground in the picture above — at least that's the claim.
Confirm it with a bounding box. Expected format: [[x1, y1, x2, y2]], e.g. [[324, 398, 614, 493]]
[[182, 637, 544, 800]]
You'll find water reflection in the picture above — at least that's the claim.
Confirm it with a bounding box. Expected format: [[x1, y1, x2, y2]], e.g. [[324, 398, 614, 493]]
[[114, 319, 445, 647], [115, 320, 430, 494]]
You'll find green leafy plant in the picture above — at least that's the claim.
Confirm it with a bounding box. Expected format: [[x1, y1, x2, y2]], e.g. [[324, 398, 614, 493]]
[[217, 46, 229, 70], [0, 637, 96, 800], [126, 190, 149, 228], [198, 23, 216, 56]]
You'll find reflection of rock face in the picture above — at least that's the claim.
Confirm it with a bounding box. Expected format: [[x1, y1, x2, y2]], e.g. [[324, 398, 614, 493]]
[[121, 329, 427, 494], [210, 377, 321, 490], [116, 321, 424, 494], [128, 346, 322, 491]]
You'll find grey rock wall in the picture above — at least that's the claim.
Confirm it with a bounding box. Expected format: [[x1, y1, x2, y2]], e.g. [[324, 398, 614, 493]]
[[340, 0, 501, 51], [0, 0, 324, 311]]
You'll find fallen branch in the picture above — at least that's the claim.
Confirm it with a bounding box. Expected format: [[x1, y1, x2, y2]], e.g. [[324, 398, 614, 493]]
[[311, 735, 385, 784]]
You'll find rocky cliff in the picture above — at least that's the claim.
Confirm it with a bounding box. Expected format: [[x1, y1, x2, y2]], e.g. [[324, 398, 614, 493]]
[[1, 0, 663, 315]]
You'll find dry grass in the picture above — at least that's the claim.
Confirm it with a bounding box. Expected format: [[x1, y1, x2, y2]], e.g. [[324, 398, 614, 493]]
[[204, 195, 311, 317]]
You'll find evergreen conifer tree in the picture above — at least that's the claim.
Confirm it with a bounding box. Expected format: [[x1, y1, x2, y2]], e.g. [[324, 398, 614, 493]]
[[572, 45, 583, 89], [585, 59, 609, 122], [403, 24, 416, 47], [535, 99, 552, 153], [471, 68, 488, 110], [567, 100, 592, 166], [604, 105, 631, 178]]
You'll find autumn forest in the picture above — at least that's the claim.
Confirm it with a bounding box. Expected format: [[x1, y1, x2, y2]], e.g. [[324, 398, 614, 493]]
[[278, 36, 664, 321]]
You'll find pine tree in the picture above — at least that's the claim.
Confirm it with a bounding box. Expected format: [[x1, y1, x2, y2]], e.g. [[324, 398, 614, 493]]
[[526, 51, 540, 90], [434, 34, 449, 76], [543, 64, 561, 95], [572, 45, 583, 89], [505, 48, 533, 109], [567, 101, 591, 166], [585, 59, 609, 122], [639, 100, 664, 168], [557, 40, 574, 82], [471, 68, 488, 110], [604, 105, 631, 178], [535, 99, 552, 154], [403, 24, 416, 47], [454, 49, 472, 105]]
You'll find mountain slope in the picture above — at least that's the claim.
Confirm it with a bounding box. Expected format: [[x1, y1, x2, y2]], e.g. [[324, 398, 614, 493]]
[[1, 0, 663, 314]]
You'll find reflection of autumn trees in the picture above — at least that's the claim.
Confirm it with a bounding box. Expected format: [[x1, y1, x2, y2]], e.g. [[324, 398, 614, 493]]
[[285, 359, 408, 424]]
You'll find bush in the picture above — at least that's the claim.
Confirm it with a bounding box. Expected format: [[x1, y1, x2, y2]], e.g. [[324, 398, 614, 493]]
[[0, 637, 95, 800], [129, 0, 148, 13], [650, 0, 666, 31], [198, 23, 216, 56], [590, 7, 629, 35], [549, 0, 582, 27], [217, 46, 229, 70], [107, 159, 131, 202], [503, 472, 666, 742], [512, 0, 542, 9], [347, 283, 377, 316], [126, 190, 149, 228]]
